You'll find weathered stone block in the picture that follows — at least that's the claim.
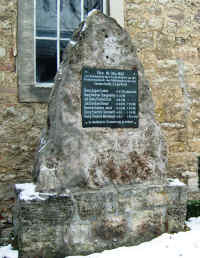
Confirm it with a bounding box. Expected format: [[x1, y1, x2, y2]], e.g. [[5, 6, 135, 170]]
[[14, 183, 187, 258]]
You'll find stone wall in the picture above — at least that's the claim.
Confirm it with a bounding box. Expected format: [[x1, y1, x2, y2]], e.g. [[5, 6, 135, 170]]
[[1, 0, 200, 245], [0, 0, 47, 244], [125, 0, 200, 190]]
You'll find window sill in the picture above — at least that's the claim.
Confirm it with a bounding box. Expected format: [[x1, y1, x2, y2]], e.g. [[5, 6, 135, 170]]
[[35, 82, 54, 88]]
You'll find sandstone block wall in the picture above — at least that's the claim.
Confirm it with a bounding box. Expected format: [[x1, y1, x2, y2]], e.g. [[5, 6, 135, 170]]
[[125, 0, 200, 189], [0, 0, 47, 244]]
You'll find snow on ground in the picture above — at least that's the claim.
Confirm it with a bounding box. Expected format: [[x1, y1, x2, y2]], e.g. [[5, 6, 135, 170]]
[[1, 217, 200, 258], [0, 245, 18, 258]]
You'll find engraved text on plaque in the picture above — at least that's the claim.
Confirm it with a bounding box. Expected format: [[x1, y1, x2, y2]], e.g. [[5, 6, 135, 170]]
[[82, 67, 138, 128]]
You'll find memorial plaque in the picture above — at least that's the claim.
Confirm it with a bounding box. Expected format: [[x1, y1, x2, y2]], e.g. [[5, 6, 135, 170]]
[[81, 67, 139, 128]]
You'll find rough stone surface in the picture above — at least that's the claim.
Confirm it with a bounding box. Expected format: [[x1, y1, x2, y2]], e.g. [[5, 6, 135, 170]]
[[125, 0, 200, 184], [0, 103, 47, 245], [0, 0, 48, 245], [14, 184, 187, 258], [33, 11, 167, 193]]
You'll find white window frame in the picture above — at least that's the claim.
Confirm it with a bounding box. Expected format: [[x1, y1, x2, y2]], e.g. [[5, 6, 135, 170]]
[[109, 0, 124, 27]]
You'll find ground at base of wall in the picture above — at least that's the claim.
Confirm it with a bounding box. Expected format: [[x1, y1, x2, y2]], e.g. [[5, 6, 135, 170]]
[[1, 217, 200, 258]]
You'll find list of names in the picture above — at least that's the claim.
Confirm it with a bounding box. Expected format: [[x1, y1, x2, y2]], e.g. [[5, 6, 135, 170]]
[[81, 68, 138, 128]]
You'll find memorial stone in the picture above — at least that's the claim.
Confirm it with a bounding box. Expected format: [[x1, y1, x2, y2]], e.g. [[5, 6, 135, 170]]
[[32, 10, 167, 192], [14, 11, 187, 258]]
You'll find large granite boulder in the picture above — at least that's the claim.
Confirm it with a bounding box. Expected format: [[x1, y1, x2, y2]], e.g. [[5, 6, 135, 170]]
[[33, 10, 167, 193]]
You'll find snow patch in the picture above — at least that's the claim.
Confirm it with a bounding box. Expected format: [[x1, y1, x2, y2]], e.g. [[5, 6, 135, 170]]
[[167, 178, 185, 186], [70, 40, 77, 46], [0, 245, 18, 258], [81, 9, 99, 33], [87, 9, 98, 17], [15, 183, 45, 201], [81, 22, 87, 32], [15, 183, 71, 201], [186, 217, 200, 231]]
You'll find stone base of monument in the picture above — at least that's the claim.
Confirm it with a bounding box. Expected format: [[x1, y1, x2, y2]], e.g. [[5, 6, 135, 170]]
[[13, 183, 187, 258]]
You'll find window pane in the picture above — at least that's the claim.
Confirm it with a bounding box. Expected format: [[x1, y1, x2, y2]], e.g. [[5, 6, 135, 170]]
[[36, 39, 57, 83], [36, 0, 57, 37], [60, 40, 69, 62], [84, 0, 103, 16], [60, 0, 81, 38]]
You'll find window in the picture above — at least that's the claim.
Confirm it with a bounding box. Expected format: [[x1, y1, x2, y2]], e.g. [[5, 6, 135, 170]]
[[18, 0, 123, 102], [35, 0, 105, 86]]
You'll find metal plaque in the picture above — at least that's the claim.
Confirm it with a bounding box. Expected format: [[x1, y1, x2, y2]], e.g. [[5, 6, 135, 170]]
[[81, 67, 139, 128]]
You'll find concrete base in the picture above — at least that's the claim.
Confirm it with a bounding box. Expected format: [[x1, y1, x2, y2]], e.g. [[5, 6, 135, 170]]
[[13, 184, 187, 258]]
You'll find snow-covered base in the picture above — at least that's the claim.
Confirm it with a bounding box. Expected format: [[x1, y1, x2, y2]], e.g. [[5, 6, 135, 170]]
[[15, 183, 70, 201], [15, 179, 185, 202], [1, 217, 200, 258], [15, 183, 43, 201]]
